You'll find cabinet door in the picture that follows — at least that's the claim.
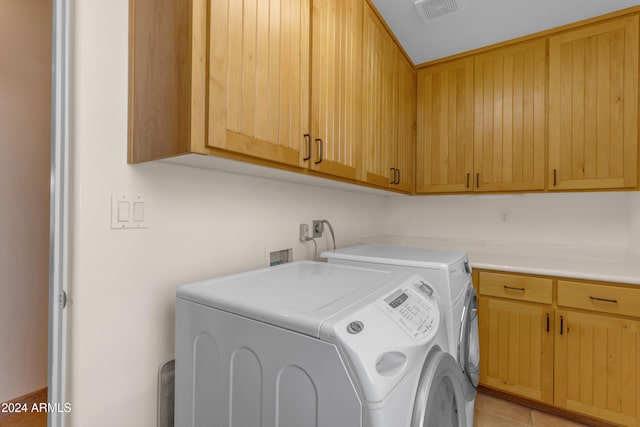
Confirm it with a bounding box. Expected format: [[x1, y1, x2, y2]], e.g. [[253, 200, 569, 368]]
[[555, 309, 640, 426], [394, 49, 417, 193], [549, 15, 639, 190], [479, 297, 554, 404], [310, 0, 362, 180], [207, 0, 310, 167], [416, 57, 474, 193], [361, 6, 397, 188], [474, 39, 546, 191]]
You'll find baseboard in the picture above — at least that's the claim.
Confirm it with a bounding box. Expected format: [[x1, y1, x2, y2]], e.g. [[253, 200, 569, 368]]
[[0, 388, 48, 420]]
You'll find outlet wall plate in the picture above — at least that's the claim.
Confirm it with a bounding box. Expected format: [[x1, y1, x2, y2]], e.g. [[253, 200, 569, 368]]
[[299, 224, 310, 242], [312, 220, 324, 238]]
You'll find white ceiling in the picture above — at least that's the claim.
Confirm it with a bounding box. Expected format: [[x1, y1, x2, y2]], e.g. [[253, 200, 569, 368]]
[[371, 0, 640, 65]]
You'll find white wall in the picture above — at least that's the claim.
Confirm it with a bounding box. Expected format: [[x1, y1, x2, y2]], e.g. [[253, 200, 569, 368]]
[[630, 192, 640, 254], [68, 2, 389, 426], [384, 192, 632, 248], [0, 0, 51, 404]]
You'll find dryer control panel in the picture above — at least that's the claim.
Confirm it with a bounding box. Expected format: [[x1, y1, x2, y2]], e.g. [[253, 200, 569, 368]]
[[378, 280, 440, 342]]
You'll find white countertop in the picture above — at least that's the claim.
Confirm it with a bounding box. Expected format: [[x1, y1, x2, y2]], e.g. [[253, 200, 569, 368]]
[[358, 235, 640, 285]]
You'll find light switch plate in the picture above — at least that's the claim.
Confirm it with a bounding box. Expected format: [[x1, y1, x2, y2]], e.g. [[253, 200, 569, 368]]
[[111, 193, 148, 229]]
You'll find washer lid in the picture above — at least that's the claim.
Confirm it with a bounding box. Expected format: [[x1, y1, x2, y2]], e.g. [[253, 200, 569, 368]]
[[322, 244, 467, 270], [176, 261, 410, 338]]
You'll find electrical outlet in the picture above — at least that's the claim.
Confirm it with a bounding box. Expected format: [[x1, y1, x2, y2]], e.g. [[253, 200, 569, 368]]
[[500, 208, 511, 223], [299, 224, 310, 242], [312, 220, 324, 238]]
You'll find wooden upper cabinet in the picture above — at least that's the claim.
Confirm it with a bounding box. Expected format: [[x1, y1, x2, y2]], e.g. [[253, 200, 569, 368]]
[[394, 49, 417, 193], [549, 15, 639, 190], [309, 0, 362, 180], [416, 57, 474, 193], [207, 0, 310, 168], [129, 0, 206, 163], [361, 5, 398, 188], [361, 5, 416, 193], [474, 39, 546, 192]]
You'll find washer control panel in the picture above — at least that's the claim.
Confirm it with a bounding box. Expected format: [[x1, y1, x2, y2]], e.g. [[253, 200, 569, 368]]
[[377, 280, 440, 342]]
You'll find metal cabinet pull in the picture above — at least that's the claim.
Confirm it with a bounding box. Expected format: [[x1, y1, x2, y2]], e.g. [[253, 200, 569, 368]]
[[389, 168, 400, 185], [553, 169, 557, 186], [466, 173, 470, 188], [314, 138, 323, 164], [303, 134, 311, 161], [476, 173, 480, 188], [560, 315, 564, 335], [546, 313, 550, 333], [589, 296, 618, 304], [504, 285, 525, 292]]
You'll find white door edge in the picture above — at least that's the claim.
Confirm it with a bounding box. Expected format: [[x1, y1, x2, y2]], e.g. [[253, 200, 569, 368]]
[[48, 0, 70, 425]]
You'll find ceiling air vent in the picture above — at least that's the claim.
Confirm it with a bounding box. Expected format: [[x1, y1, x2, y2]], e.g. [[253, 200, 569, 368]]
[[414, 0, 459, 22]]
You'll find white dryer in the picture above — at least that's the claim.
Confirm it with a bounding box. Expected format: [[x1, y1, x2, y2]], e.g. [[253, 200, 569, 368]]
[[322, 245, 479, 427], [175, 261, 468, 427]]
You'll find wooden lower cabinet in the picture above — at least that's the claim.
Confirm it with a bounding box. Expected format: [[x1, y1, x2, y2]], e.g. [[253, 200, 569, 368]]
[[479, 270, 640, 426], [479, 297, 554, 404], [555, 309, 640, 426]]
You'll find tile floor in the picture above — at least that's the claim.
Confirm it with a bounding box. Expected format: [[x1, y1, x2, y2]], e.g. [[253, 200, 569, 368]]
[[474, 392, 589, 427]]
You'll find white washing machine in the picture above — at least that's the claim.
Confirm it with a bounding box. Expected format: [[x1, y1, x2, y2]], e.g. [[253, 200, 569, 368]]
[[175, 261, 468, 427], [321, 245, 479, 427]]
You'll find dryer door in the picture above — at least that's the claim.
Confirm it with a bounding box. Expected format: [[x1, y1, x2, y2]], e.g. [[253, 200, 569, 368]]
[[457, 283, 479, 397], [410, 351, 467, 427]]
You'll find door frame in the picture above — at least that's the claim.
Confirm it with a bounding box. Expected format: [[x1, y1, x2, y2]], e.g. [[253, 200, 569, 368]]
[[48, 0, 70, 425]]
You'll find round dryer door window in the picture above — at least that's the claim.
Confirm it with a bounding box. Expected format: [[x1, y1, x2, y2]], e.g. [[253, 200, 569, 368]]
[[411, 351, 467, 427]]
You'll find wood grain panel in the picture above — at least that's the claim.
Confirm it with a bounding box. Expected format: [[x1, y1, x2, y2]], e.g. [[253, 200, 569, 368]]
[[361, 7, 395, 187], [360, 6, 414, 193], [557, 280, 640, 318], [128, 0, 194, 162], [479, 297, 553, 404], [474, 39, 546, 191], [479, 271, 552, 304], [416, 57, 474, 193], [395, 49, 417, 193], [549, 15, 639, 190], [310, 0, 362, 180], [207, 0, 310, 167], [555, 310, 640, 426]]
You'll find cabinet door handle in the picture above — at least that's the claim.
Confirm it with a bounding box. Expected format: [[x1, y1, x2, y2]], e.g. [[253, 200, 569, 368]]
[[303, 134, 311, 161], [466, 173, 470, 188], [476, 173, 480, 189], [504, 285, 525, 292], [590, 296, 618, 304], [546, 313, 550, 333], [395, 168, 400, 185], [390, 168, 396, 184], [314, 138, 323, 164], [553, 169, 557, 186], [560, 315, 564, 335]]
